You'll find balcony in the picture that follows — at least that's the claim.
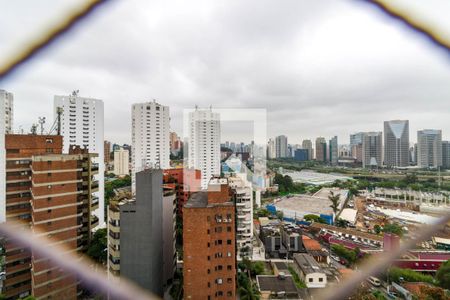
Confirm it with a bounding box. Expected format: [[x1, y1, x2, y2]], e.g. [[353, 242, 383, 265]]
[[91, 181, 99, 192], [91, 196, 99, 210], [91, 216, 99, 228]]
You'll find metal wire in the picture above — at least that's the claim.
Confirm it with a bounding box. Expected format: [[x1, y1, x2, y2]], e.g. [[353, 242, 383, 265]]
[[319, 213, 450, 300], [0, 0, 112, 81], [0, 221, 157, 300], [361, 0, 450, 55], [0, 1, 449, 299]]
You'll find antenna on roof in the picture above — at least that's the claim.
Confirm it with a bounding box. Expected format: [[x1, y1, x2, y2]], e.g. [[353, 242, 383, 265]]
[[38, 117, 46, 135], [71, 90, 79, 97], [30, 124, 37, 135]]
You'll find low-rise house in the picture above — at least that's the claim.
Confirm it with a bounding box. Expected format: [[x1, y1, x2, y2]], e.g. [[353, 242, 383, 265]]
[[256, 274, 309, 299], [293, 253, 327, 288]]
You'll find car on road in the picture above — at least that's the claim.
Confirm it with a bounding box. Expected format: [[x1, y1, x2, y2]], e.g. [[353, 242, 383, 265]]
[[367, 276, 381, 287]]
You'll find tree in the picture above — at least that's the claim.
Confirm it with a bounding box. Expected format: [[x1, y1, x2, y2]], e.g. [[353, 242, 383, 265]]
[[304, 214, 326, 224], [328, 191, 341, 215], [404, 173, 418, 184], [419, 285, 447, 300], [87, 228, 107, 264], [374, 224, 382, 234], [335, 218, 347, 228], [436, 259, 450, 289], [382, 223, 404, 237], [388, 267, 435, 284], [237, 271, 260, 300], [276, 211, 284, 221]]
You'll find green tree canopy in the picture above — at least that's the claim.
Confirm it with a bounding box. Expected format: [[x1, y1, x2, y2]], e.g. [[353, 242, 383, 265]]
[[436, 259, 450, 289], [87, 228, 107, 264]]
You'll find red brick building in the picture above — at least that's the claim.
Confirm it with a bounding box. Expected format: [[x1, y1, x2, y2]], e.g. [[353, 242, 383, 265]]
[[163, 168, 201, 217], [183, 178, 236, 300], [3, 135, 98, 299]]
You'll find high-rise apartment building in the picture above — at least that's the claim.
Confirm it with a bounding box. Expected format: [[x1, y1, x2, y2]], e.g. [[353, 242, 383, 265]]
[[315, 137, 327, 162], [227, 175, 253, 258], [267, 138, 276, 159], [113, 147, 130, 176], [0, 89, 13, 133], [183, 178, 236, 299], [329, 136, 338, 166], [302, 139, 313, 160], [54, 93, 105, 224], [417, 129, 442, 168], [108, 169, 176, 296], [169, 132, 182, 156], [442, 141, 450, 169], [163, 168, 201, 218], [350, 132, 364, 148], [275, 135, 288, 158], [131, 101, 170, 193], [362, 132, 383, 168], [384, 120, 410, 168], [188, 108, 221, 189], [104, 140, 111, 166], [3, 134, 98, 299]]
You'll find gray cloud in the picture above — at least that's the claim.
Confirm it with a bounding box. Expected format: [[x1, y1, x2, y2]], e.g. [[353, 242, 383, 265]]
[[1, 0, 450, 145]]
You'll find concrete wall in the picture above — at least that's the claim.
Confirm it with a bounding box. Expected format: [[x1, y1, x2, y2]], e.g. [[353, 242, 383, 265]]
[[120, 169, 164, 296]]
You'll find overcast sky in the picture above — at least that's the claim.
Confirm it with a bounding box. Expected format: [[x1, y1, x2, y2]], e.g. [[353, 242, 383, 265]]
[[1, 0, 450, 145]]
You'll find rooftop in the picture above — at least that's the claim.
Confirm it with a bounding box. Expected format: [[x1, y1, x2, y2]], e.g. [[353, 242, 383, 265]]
[[185, 192, 208, 208], [256, 275, 299, 294], [293, 253, 324, 275]]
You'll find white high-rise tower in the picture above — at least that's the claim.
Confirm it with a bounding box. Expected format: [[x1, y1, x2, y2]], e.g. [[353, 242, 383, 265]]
[[417, 129, 442, 168], [131, 101, 170, 193], [0, 89, 14, 133], [188, 107, 221, 189], [54, 92, 105, 224]]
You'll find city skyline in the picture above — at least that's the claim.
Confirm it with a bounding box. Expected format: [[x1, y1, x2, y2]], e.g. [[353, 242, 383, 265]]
[[1, 1, 450, 144]]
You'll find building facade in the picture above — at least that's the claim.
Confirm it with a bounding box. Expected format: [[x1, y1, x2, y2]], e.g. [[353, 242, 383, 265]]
[[362, 132, 382, 168], [384, 120, 410, 168], [131, 101, 170, 193], [267, 138, 276, 159], [0, 89, 13, 133], [302, 139, 313, 160], [113, 147, 130, 176], [109, 169, 176, 297], [169, 131, 182, 156], [54, 93, 105, 224], [3, 135, 98, 299], [417, 129, 442, 168], [104, 140, 111, 167], [315, 137, 327, 162], [443, 141, 450, 169], [275, 135, 288, 158], [329, 136, 338, 166], [294, 149, 309, 162], [228, 175, 253, 258], [188, 108, 221, 189], [183, 178, 236, 299]]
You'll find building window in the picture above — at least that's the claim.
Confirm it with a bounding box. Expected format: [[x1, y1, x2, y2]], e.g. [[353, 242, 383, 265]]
[[319, 278, 323, 282], [227, 278, 232, 283], [309, 278, 313, 282], [227, 226, 231, 232], [227, 265, 232, 270], [207, 269, 210, 274], [227, 240, 232, 245], [227, 291, 232, 297]]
